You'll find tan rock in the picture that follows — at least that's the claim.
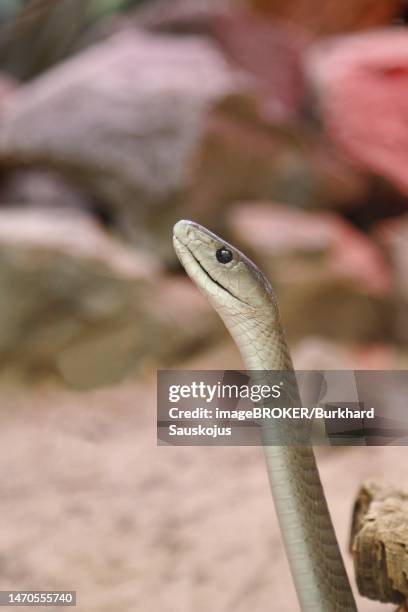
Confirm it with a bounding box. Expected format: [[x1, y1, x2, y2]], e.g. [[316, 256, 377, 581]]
[[376, 214, 408, 344], [58, 276, 223, 389], [377, 215, 408, 298], [0, 207, 220, 386]]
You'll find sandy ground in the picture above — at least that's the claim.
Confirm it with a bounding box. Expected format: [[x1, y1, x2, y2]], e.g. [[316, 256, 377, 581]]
[[0, 341, 401, 612]]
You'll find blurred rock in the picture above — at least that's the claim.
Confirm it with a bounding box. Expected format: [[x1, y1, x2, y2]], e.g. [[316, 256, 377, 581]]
[[294, 337, 357, 369], [307, 29, 408, 198], [0, 30, 245, 261], [58, 276, 223, 389], [187, 105, 367, 226], [376, 214, 408, 345], [294, 337, 396, 369], [246, 0, 401, 36], [140, 6, 309, 122], [135, 0, 232, 26], [351, 344, 397, 369], [0, 207, 221, 386], [0, 26, 370, 264], [0, 0, 89, 80], [228, 202, 392, 342], [0, 70, 17, 111], [136, 275, 224, 366], [137, 2, 374, 208], [377, 215, 408, 297], [206, 13, 308, 122], [0, 169, 92, 214]]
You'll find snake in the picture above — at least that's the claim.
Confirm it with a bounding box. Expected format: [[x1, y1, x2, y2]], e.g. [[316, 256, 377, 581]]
[[173, 219, 357, 612]]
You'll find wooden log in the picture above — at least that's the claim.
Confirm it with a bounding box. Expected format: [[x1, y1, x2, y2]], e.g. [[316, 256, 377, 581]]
[[350, 479, 408, 606]]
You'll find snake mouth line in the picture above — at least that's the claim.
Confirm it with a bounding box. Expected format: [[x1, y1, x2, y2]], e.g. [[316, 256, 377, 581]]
[[182, 241, 245, 305]]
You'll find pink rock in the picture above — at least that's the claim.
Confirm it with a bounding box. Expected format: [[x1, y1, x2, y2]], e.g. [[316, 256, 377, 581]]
[[351, 343, 395, 369], [228, 202, 391, 294], [210, 12, 309, 122], [329, 218, 391, 294], [0, 30, 243, 262], [141, 4, 309, 121], [307, 29, 408, 196]]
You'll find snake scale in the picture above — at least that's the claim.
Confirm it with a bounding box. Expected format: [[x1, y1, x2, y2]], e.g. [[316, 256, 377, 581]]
[[173, 219, 357, 612]]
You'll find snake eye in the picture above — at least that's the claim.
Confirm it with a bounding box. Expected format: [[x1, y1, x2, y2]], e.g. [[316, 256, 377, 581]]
[[216, 247, 233, 264]]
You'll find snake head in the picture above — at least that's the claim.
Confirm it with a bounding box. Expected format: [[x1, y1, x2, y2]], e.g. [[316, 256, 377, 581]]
[[173, 220, 277, 315]]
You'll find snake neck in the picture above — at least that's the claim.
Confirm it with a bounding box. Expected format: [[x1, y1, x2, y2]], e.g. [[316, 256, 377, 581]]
[[220, 307, 293, 371], [222, 308, 357, 612]]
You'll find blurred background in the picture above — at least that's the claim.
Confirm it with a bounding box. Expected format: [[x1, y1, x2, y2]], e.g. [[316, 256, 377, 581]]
[[0, 1, 408, 610]]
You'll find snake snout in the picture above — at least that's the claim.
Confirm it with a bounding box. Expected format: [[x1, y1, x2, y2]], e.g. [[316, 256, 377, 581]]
[[174, 220, 222, 253], [173, 219, 191, 243]]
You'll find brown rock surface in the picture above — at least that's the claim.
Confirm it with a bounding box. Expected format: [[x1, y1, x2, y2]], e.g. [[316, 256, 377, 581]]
[[188, 109, 367, 225], [307, 29, 408, 197], [377, 214, 408, 344], [0, 71, 17, 111], [246, 0, 402, 36], [135, 0, 233, 25], [227, 202, 392, 342], [0, 207, 221, 385], [377, 214, 408, 299]]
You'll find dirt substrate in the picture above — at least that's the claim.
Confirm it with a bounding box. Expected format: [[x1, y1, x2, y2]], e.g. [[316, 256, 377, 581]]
[[0, 342, 399, 612]]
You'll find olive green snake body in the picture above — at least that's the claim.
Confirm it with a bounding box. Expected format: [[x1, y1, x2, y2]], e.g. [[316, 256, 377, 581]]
[[173, 219, 357, 612]]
